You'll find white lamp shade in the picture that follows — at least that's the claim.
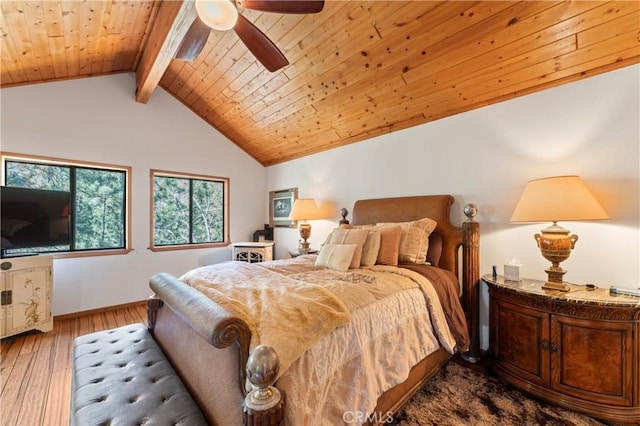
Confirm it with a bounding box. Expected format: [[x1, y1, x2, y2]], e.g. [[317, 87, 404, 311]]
[[289, 199, 323, 221], [511, 175, 609, 223], [195, 0, 238, 31]]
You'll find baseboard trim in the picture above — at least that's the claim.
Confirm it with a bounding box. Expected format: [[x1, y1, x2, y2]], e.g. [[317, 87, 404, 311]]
[[54, 300, 146, 321]]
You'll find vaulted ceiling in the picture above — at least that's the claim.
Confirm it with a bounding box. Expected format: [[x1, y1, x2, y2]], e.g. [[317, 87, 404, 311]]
[[2, 1, 639, 166]]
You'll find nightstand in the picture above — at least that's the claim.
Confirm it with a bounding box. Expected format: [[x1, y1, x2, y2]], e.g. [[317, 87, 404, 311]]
[[483, 274, 640, 424], [231, 242, 274, 263], [288, 249, 318, 258]]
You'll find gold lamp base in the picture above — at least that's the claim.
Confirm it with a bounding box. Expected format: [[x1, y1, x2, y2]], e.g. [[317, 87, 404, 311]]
[[542, 267, 570, 292], [535, 222, 577, 293], [542, 281, 570, 292], [298, 222, 311, 254]]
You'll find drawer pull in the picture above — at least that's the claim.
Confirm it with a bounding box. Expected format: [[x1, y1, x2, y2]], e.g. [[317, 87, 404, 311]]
[[540, 341, 558, 352], [1, 290, 12, 306]]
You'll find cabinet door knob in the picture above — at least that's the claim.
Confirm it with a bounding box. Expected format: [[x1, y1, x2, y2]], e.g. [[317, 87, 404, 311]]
[[550, 343, 558, 353], [541, 340, 549, 350]]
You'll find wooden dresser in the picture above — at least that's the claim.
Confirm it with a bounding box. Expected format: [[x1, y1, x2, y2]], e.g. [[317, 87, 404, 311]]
[[484, 274, 640, 424]]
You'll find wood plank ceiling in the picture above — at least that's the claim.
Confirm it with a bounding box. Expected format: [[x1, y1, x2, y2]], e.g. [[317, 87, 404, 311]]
[[2, 1, 639, 166]]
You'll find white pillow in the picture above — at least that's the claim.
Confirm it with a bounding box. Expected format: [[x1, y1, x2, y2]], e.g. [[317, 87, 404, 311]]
[[360, 229, 381, 266], [326, 228, 369, 269], [315, 243, 357, 272]]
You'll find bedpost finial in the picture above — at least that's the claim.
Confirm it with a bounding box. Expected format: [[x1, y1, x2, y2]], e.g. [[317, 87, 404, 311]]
[[464, 203, 478, 221], [245, 345, 281, 410], [339, 207, 349, 225]]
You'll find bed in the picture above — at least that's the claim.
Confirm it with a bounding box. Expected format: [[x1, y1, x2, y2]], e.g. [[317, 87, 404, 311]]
[[147, 194, 480, 425]]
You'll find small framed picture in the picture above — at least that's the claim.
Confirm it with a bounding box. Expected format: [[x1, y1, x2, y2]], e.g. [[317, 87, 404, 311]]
[[269, 188, 298, 227]]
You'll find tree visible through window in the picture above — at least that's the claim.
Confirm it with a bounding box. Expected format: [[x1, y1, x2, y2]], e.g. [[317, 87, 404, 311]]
[[74, 168, 126, 250], [2, 154, 129, 256], [152, 170, 229, 249]]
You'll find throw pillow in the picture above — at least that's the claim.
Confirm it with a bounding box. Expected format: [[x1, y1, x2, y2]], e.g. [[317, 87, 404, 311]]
[[327, 227, 370, 269], [376, 225, 403, 266], [377, 217, 437, 263], [315, 243, 358, 272]]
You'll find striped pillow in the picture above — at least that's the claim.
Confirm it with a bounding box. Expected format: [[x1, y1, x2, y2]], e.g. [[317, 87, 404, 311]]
[[377, 217, 437, 263]]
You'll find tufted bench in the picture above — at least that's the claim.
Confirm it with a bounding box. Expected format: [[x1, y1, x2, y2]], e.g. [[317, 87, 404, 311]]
[[70, 323, 206, 426]]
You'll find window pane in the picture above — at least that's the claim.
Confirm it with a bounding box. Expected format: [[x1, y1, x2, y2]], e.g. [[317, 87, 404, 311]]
[[154, 176, 190, 245], [192, 179, 224, 243], [152, 172, 227, 248], [75, 168, 126, 250], [5, 161, 70, 191]]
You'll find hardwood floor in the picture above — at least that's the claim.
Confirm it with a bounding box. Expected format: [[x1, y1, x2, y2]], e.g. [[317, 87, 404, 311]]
[[0, 303, 147, 426]]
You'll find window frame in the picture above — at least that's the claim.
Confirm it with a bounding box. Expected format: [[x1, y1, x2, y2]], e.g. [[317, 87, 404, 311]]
[[1, 152, 132, 258], [150, 169, 230, 252]]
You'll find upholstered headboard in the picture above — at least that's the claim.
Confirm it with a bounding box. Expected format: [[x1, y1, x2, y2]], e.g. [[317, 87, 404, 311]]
[[350, 195, 463, 276]]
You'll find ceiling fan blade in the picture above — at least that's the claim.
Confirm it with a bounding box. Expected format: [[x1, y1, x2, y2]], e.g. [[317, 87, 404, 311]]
[[239, 1, 324, 14], [234, 14, 289, 72], [175, 18, 210, 61]]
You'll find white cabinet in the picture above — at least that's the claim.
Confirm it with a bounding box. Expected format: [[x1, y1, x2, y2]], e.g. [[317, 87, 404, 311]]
[[231, 242, 274, 263], [1, 255, 53, 338]]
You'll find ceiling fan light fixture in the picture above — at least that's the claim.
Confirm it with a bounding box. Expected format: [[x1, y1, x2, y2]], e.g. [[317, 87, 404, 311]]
[[195, 0, 238, 31]]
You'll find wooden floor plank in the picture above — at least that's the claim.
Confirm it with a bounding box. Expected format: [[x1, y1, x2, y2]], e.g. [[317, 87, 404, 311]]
[[51, 317, 74, 373], [0, 302, 146, 426], [128, 305, 147, 324], [14, 330, 56, 426], [90, 311, 105, 332], [103, 309, 119, 330], [1, 353, 35, 426], [1, 332, 23, 357], [18, 332, 40, 355], [77, 314, 91, 337], [114, 306, 136, 328], [0, 336, 24, 371], [42, 368, 72, 426]]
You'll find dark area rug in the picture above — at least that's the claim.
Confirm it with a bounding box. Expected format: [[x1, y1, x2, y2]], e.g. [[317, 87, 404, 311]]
[[392, 361, 610, 426]]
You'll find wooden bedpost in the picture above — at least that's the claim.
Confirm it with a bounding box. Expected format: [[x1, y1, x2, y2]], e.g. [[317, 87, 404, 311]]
[[462, 203, 481, 362], [243, 345, 285, 426]]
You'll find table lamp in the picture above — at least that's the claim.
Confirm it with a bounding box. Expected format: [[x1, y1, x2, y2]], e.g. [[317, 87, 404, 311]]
[[510, 175, 609, 291], [289, 198, 323, 253]]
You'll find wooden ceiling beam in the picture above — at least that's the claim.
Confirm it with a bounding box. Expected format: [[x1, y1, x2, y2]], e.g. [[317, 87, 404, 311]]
[[135, 0, 197, 104]]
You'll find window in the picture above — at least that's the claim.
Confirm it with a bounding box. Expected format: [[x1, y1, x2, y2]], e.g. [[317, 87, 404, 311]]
[[1, 153, 131, 257], [151, 170, 229, 250]]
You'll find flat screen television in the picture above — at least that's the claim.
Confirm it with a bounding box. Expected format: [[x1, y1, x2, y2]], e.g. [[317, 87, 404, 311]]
[[1, 186, 71, 257]]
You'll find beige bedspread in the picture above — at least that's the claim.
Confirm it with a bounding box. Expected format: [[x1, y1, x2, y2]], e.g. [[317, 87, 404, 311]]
[[180, 256, 457, 378]]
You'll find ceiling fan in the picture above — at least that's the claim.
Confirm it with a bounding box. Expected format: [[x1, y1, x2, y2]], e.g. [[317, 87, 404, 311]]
[[176, 0, 325, 72]]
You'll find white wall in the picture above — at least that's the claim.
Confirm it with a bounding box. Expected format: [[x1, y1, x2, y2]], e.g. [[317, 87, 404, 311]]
[[267, 64, 640, 348], [1, 73, 267, 315], [1, 65, 638, 337]]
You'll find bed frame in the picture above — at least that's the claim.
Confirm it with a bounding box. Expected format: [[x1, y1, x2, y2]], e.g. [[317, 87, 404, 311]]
[[147, 194, 480, 425]]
